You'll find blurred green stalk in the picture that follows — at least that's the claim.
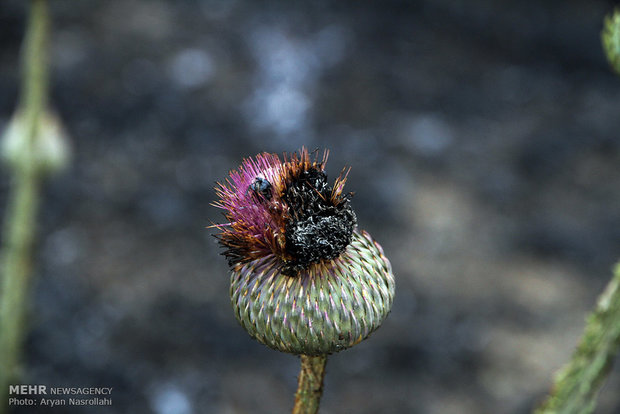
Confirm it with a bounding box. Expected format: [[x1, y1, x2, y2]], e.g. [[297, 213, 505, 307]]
[[536, 263, 620, 414], [0, 0, 50, 411]]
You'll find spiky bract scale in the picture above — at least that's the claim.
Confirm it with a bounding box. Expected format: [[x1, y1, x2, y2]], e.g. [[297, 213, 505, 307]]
[[230, 231, 395, 355]]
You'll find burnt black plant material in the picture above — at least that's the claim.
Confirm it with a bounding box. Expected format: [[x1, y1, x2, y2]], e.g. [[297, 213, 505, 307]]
[[282, 167, 356, 276]]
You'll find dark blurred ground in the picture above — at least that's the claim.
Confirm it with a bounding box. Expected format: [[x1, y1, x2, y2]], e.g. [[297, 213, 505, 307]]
[[1, 0, 620, 413]]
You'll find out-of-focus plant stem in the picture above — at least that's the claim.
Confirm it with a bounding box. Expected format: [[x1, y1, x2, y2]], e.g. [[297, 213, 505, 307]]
[[535, 263, 620, 414], [0, 0, 50, 411], [292, 355, 327, 414], [535, 9, 620, 414]]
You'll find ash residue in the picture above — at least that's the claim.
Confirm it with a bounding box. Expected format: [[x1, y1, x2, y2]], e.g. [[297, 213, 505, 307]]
[[282, 167, 356, 275]]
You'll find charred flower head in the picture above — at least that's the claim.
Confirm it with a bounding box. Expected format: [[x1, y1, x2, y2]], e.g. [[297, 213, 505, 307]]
[[213, 148, 394, 355], [214, 149, 356, 276]]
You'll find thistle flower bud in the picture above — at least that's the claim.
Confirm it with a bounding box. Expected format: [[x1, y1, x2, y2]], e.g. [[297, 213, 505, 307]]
[[213, 148, 395, 355], [1, 109, 71, 175], [602, 8, 620, 76]]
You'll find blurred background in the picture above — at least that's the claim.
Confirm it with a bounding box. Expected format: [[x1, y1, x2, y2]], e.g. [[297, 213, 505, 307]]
[[1, 0, 620, 413]]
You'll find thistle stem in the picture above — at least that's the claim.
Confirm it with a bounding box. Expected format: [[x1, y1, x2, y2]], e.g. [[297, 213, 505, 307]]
[[0, 0, 50, 411], [535, 262, 620, 414], [292, 354, 328, 414]]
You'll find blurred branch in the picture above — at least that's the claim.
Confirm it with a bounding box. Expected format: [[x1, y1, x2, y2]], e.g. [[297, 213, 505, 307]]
[[292, 355, 327, 414], [0, 0, 68, 411], [535, 10, 620, 413], [535, 263, 620, 414]]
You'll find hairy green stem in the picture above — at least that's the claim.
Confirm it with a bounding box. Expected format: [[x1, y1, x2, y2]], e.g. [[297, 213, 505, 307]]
[[0, 0, 50, 411], [535, 263, 620, 414], [292, 355, 328, 414]]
